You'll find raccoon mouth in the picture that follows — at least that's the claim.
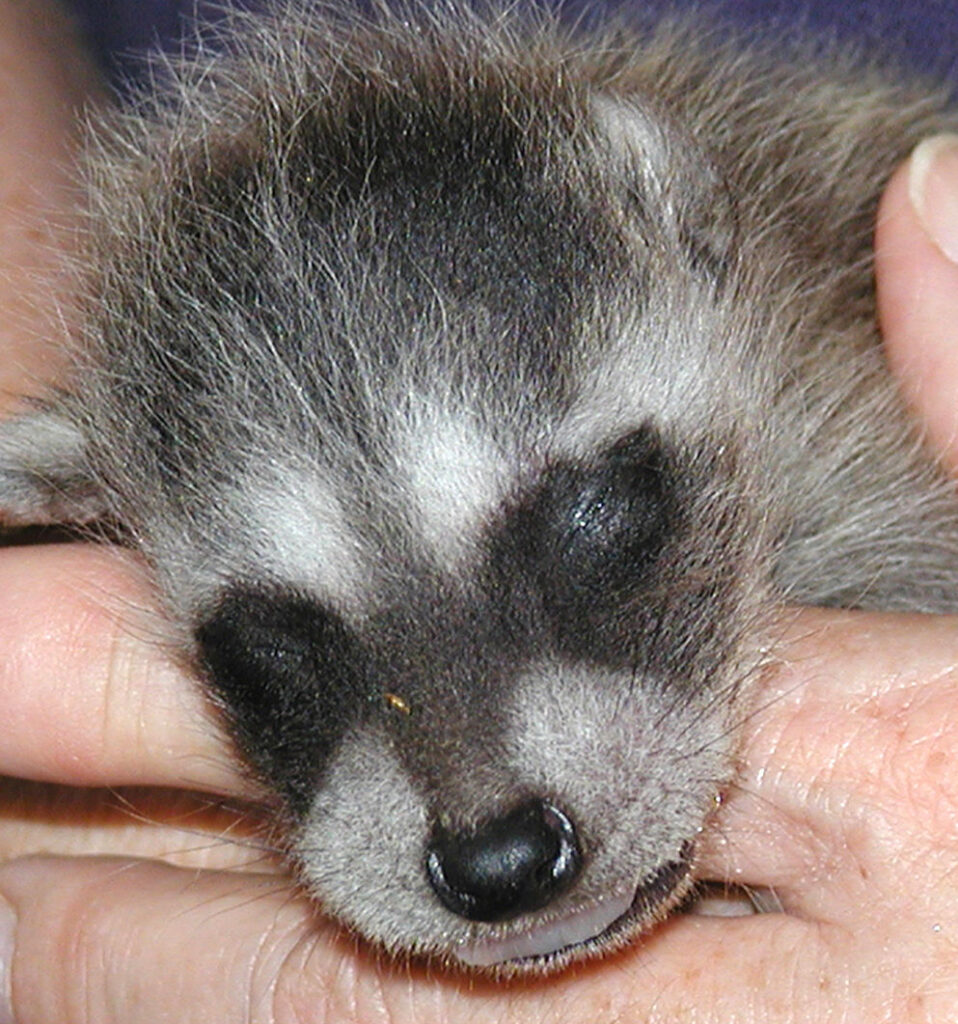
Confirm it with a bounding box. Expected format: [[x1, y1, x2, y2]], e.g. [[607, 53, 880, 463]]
[[453, 846, 693, 968]]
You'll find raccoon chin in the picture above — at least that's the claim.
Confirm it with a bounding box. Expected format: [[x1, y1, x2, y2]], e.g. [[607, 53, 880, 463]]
[[452, 843, 694, 970]]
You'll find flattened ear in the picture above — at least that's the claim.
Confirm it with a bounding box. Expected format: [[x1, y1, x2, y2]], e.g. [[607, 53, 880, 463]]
[[592, 94, 738, 283], [0, 405, 106, 526]]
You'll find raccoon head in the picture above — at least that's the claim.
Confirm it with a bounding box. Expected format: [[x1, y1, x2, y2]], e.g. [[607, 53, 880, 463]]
[[187, 416, 770, 971], [0, 14, 774, 971]]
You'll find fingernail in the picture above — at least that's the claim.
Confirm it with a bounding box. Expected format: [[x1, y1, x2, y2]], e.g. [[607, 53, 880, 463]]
[[909, 134, 958, 264], [0, 897, 15, 1024]]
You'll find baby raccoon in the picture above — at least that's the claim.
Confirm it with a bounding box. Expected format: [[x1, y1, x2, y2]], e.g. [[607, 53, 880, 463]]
[[2, 0, 958, 973]]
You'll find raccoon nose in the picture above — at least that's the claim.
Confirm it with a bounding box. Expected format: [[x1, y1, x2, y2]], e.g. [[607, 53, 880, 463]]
[[426, 799, 582, 921]]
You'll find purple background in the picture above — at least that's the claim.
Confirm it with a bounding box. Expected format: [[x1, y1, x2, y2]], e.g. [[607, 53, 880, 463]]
[[61, 1, 958, 92]]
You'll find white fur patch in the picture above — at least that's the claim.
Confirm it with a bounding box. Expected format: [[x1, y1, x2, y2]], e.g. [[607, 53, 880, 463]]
[[242, 464, 368, 608], [297, 726, 443, 954], [552, 310, 716, 460], [397, 399, 510, 563], [499, 657, 737, 925]]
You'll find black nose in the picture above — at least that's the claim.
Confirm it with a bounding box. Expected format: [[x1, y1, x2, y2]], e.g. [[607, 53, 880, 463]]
[[425, 799, 582, 922]]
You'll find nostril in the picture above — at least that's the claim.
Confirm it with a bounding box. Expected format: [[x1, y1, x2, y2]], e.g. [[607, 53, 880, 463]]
[[426, 799, 582, 922]]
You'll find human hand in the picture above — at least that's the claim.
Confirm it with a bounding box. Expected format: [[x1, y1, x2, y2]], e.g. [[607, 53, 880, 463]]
[[4, 13, 958, 1022], [8, 593, 958, 1022]]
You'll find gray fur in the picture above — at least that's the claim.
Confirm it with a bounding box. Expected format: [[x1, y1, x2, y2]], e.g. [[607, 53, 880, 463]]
[[2, 1, 958, 973]]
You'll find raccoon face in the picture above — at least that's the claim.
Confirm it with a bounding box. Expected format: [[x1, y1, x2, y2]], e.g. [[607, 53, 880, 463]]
[[190, 418, 769, 970], [0, 16, 775, 971]]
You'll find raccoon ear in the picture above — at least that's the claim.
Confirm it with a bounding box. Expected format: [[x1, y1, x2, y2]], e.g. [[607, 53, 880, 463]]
[[592, 93, 673, 195], [592, 94, 737, 282], [0, 405, 106, 526]]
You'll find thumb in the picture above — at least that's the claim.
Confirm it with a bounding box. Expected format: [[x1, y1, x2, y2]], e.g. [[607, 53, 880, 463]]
[[876, 135, 958, 477]]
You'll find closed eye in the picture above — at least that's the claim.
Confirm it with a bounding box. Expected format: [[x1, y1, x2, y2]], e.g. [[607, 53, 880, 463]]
[[195, 584, 369, 814], [487, 423, 684, 666], [542, 425, 676, 597]]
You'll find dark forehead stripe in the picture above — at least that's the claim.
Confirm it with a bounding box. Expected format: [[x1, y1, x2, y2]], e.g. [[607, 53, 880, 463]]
[[268, 68, 634, 418], [114, 58, 640, 484]]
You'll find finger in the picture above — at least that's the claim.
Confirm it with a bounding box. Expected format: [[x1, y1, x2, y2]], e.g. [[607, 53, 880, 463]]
[[0, 543, 247, 795], [0, 853, 829, 1024], [0, 779, 279, 875], [0, 0, 102, 411], [700, 608, 958, 920], [876, 135, 958, 476], [0, 856, 309, 1024]]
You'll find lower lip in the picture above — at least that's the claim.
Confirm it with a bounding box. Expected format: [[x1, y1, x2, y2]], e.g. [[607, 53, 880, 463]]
[[453, 851, 693, 968]]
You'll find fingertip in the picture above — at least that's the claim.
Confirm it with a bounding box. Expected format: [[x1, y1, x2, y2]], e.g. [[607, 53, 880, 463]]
[[876, 136, 958, 476], [906, 134, 958, 263]]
